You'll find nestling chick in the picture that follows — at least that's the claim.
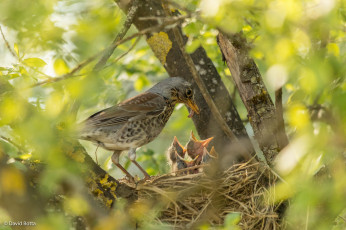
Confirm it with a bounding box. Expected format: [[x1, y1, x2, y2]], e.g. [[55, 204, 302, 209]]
[[186, 131, 214, 163], [175, 152, 199, 175], [201, 146, 218, 163], [166, 136, 186, 172]]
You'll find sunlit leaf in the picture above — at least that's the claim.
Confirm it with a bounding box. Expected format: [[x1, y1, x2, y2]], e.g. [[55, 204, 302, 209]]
[[53, 58, 70, 75], [185, 39, 201, 53], [327, 43, 340, 57], [134, 75, 150, 91], [14, 43, 19, 57], [224, 212, 241, 228], [23, 58, 47, 67], [288, 103, 310, 130], [64, 196, 90, 216], [183, 21, 204, 36], [0, 168, 26, 196]]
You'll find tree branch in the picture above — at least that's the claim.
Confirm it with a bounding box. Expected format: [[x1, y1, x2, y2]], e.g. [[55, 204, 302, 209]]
[[163, 8, 238, 143], [0, 135, 25, 152], [29, 15, 187, 88], [115, 0, 255, 162], [0, 25, 17, 58], [217, 32, 285, 165], [103, 36, 141, 69], [93, 0, 140, 71], [275, 87, 289, 149]]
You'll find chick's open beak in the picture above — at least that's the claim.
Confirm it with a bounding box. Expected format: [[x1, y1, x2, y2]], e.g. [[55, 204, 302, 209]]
[[201, 136, 214, 147], [185, 99, 200, 118]]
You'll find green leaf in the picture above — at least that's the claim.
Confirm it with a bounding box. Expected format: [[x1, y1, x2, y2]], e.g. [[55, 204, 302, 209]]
[[19, 66, 28, 75], [9, 73, 20, 79], [14, 43, 19, 57], [183, 21, 204, 36], [143, 149, 154, 156], [185, 39, 201, 53], [134, 75, 150, 91], [224, 212, 241, 228], [53, 58, 70, 75], [23, 58, 47, 67]]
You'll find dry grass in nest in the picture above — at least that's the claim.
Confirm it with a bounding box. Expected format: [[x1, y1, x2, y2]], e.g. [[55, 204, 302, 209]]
[[137, 161, 283, 229]]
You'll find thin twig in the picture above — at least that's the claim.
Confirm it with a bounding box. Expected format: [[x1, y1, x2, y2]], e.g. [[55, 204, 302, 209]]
[[0, 26, 17, 58], [29, 15, 187, 88], [0, 135, 25, 152], [165, 0, 233, 37], [0, 25, 53, 79], [104, 36, 141, 69], [93, 0, 140, 71]]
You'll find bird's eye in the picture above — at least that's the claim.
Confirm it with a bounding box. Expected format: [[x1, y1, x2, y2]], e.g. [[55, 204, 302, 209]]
[[186, 89, 192, 96]]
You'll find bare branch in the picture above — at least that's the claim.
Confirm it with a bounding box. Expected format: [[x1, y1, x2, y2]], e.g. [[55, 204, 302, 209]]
[[217, 32, 282, 165], [0, 26, 17, 58], [104, 36, 141, 69], [0, 135, 25, 153], [93, 0, 140, 71], [0, 26, 53, 79], [29, 15, 187, 88], [162, 3, 239, 145]]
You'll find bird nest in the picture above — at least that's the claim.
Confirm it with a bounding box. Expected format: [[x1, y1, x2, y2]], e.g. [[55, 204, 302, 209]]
[[136, 161, 283, 229]]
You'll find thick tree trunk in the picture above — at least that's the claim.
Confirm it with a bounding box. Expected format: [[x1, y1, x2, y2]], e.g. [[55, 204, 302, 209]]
[[217, 32, 289, 165], [115, 0, 255, 161]]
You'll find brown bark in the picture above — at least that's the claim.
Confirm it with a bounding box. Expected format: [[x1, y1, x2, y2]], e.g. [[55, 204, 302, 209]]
[[275, 88, 289, 149], [217, 32, 289, 165], [115, 0, 255, 161]]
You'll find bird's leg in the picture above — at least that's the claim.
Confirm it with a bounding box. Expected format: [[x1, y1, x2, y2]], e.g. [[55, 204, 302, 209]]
[[111, 151, 135, 183], [128, 148, 150, 180]]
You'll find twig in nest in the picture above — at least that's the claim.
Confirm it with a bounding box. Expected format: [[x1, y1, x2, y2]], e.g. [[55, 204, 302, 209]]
[[138, 162, 281, 229]]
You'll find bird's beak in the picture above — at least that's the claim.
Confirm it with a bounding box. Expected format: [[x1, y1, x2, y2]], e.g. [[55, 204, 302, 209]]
[[174, 136, 186, 152], [209, 146, 218, 158], [185, 99, 200, 118], [190, 131, 198, 141], [201, 136, 214, 147]]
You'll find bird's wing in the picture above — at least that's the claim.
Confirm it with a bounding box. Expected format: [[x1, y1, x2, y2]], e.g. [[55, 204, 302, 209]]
[[82, 92, 167, 127]]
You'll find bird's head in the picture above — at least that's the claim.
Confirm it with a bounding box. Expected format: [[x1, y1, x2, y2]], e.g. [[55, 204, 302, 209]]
[[149, 77, 200, 118], [170, 83, 200, 118], [173, 136, 186, 157], [186, 131, 214, 158]]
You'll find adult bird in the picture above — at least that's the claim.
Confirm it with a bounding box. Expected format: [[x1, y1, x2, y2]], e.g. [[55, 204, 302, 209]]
[[78, 77, 200, 182]]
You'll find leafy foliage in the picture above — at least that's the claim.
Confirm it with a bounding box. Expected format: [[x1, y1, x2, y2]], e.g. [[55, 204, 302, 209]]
[[0, 0, 345, 229]]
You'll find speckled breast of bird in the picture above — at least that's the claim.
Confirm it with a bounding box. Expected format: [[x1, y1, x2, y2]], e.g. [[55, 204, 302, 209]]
[[89, 101, 175, 151]]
